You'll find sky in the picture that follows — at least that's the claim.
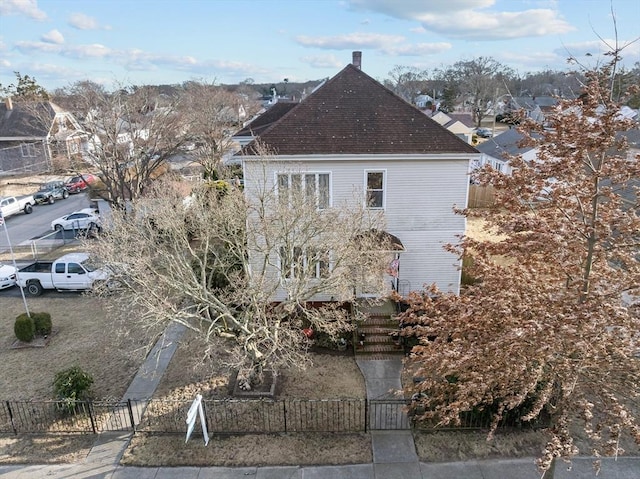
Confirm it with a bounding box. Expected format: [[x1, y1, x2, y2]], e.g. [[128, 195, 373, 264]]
[[0, 0, 639, 92]]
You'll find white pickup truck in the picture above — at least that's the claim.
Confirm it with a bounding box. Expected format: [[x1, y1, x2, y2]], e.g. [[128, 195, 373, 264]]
[[17, 252, 109, 296], [0, 194, 36, 219]]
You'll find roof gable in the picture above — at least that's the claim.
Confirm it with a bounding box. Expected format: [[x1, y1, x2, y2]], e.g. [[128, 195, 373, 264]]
[[244, 64, 477, 156], [0, 100, 57, 138]]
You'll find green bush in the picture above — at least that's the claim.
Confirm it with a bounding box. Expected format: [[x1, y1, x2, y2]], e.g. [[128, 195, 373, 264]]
[[32, 312, 52, 336], [14, 314, 35, 342], [53, 366, 94, 413]]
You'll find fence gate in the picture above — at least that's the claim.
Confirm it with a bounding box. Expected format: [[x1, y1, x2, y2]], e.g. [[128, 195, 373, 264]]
[[368, 399, 411, 430]]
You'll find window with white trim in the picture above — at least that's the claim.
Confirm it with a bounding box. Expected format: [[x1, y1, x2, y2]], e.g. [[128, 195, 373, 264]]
[[277, 173, 330, 209], [21, 143, 37, 157], [280, 246, 330, 279], [366, 171, 385, 209]]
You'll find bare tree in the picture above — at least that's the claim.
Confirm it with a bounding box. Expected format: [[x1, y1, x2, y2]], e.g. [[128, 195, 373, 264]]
[[383, 65, 431, 103], [436, 57, 514, 126], [178, 81, 258, 179], [399, 52, 640, 473], [89, 156, 390, 385], [68, 83, 188, 205]]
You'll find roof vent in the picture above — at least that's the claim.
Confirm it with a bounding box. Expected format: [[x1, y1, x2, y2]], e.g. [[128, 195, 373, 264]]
[[352, 51, 362, 70]]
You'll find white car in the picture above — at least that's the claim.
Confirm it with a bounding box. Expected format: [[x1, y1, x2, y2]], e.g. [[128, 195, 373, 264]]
[[0, 262, 17, 289], [51, 209, 101, 231]]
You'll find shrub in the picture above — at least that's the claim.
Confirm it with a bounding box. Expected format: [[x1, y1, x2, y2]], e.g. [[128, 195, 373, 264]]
[[53, 366, 94, 413], [312, 330, 351, 350], [14, 314, 35, 342], [32, 312, 52, 336]]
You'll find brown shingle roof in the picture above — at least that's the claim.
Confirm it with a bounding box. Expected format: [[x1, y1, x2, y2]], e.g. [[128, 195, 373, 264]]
[[235, 101, 299, 138], [242, 64, 477, 156]]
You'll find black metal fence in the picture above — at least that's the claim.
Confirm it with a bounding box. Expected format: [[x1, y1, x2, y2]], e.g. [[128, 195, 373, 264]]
[[0, 397, 545, 436]]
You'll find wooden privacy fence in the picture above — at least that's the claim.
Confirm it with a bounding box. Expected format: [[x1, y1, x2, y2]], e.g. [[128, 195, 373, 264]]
[[0, 397, 547, 435], [468, 185, 495, 208]]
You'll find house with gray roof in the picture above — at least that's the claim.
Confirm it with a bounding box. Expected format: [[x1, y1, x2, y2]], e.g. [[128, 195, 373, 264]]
[[506, 96, 559, 124], [0, 97, 87, 175], [236, 52, 480, 299], [474, 128, 538, 175], [431, 111, 474, 144]]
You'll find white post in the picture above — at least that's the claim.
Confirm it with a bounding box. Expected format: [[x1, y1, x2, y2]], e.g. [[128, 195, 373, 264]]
[[1, 212, 31, 317]]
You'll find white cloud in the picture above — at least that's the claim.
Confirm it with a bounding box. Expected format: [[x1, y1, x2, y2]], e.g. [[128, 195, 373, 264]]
[[14, 40, 113, 59], [68, 12, 100, 30], [14, 40, 62, 54], [41, 29, 64, 45], [0, 59, 11, 68], [0, 0, 47, 21], [410, 26, 427, 34], [296, 32, 406, 49], [418, 9, 574, 40], [63, 44, 112, 59], [346, 0, 574, 40], [348, 0, 495, 18], [295, 32, 450, 57]]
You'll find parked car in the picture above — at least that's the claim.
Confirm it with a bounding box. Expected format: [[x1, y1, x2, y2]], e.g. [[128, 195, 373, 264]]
[[51, 208, 101, 231], [65, 174, 95, 194], [0, 194, 35, 219], [16, 252, 110, 296], [33, 180, 69, 204], [0, 262, 17, 289], [475, 127, 493, 138]]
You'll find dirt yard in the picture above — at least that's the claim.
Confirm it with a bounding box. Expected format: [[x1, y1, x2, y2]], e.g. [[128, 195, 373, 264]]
[[0, 288, 549, 467], [0, 296, 160, 400], [0, 295, 162, 464]]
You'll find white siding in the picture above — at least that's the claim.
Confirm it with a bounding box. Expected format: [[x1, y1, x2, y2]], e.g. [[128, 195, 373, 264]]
[[244, 154, 471, 297]]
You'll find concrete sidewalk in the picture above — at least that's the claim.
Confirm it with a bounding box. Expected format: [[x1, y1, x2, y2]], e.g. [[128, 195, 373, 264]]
[[2, 456, 639, 478], [1, 322, 639, 478]]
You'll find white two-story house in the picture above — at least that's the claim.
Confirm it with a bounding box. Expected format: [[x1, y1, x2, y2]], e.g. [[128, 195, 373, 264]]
[[236, 53, 479, 300]]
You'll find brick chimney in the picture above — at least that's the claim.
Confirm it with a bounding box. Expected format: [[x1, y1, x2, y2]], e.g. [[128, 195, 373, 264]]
[[352, 51, 362, 70], [5, 97, 13, 110]]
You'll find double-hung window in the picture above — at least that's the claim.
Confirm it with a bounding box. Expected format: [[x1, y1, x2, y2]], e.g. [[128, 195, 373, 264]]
[[280, 246, 330, 279], [366, 170, 385, 209], [277, 173, 330, 209], [21, 143, 37, 158]]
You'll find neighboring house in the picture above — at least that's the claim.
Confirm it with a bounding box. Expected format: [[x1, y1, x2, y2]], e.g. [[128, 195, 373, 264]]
[[507, 96, 558, 124], [431, 112, 474, 144], [474, 129, 538, 176], [0, 97, 87, 175], [236, 52, 479, 300], [84, 114, 147, 162], [414, 94, 435, 109]]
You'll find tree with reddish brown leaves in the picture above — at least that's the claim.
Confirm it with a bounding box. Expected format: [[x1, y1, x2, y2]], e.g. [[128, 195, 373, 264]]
[[399, 51, 640, 473]]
